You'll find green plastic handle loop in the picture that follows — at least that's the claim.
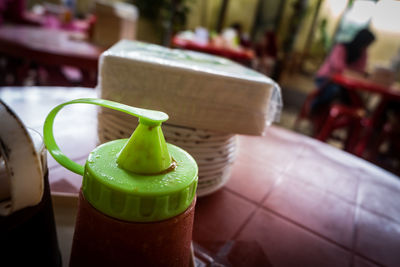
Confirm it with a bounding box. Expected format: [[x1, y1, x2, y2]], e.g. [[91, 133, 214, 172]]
[[43, 98, 169, 176]]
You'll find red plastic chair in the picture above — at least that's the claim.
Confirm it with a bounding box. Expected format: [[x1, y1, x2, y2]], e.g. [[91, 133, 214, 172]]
[[294, 89, 327, 134], [295, 81, 367, 153], [294, 88, 340, 137], [294, 90, 319, 126], [316, 104, 366, 153]]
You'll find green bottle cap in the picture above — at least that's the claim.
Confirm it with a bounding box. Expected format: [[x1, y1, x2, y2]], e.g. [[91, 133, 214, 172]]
[[43, 98, 198, 222]]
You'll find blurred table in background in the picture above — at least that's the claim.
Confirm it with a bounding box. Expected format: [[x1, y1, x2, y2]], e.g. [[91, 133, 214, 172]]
[[1, 86, 400, 266], [23, 11, 92, 33], [172, 35, 254, 66], [0, 24, 102, 87], [333, 73, 400, 102]]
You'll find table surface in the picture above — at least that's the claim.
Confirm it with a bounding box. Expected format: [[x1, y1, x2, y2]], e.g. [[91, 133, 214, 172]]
[[332, 73, 400, 101], [1, 87, 400, 267], [172, 36, 254, 62], [24, 12, 91, 33], [0, 24, 102, 70]]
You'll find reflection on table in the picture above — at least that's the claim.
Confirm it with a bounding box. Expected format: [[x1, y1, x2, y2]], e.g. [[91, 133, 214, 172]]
[[172, 35, 254, 66], [332, 72, 400, 101], [0, 24, 102, 87], [1, 86, 400, 267]]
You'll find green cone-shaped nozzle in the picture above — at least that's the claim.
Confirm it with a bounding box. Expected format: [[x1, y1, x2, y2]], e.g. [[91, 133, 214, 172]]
[[116, 119, 173, 174]]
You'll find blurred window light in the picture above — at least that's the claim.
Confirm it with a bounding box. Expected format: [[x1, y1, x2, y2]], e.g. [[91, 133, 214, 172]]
[[344, 0, 375, 25], [336, 0, 376, 42], [371, 0, 400, 33], [326, 0, 348, 17]]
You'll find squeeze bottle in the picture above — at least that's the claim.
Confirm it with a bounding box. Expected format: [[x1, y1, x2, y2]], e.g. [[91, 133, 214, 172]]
[[43, 98, 198, 267]]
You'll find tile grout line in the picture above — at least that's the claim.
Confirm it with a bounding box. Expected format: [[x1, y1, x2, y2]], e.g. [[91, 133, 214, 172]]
[[260, 205, 353, 252], [359, 205, 400, 226], [349, 171, 362, 267], [354, 168, 400, 225], [285, 144, 363, 207], [223, 140, 392, 267], [228, 144, 308, 241], [264, 147, 360, 255], [229, 208, 258, 241], [352, 251, 386, 267], [224, 141, 308, 206], [281, 159, 400, 224], [229, 168, 287, 241], [352, 171, 389, 267], [224, 187, 259, 206], [226, 190, 384, 267], [290, 173, 358, 206]]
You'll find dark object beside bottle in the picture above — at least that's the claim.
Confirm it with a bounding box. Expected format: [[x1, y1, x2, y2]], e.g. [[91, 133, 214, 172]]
[[0, 171, 62, 267]]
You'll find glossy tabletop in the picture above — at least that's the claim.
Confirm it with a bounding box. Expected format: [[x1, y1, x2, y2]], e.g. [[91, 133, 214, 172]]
[[1, 87, 400, 267], [332, 73, 400, 101], [0, 24, 102, 71], [172, 36, 254, 64]]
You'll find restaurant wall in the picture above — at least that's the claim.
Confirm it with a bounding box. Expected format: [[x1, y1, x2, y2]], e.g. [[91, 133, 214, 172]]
[[75, 0, 96, 15], [318, 0, 347, 44], [367, 0, 400, 68], [251, 0, 281, 42], [368, 30, 400, 68], [224, 0, 258, 33], [292, 1, 314, 52], [291, 0, 346, 54], [319, 0, 400, 69], [186, 0, 220, 31], [275, 0, 296, 48], [275, 0, 320, 51], [186, 0, 258, 34]]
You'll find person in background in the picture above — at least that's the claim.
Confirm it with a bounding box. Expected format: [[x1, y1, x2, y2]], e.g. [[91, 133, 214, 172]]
[[311, 28, 376, 113]]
